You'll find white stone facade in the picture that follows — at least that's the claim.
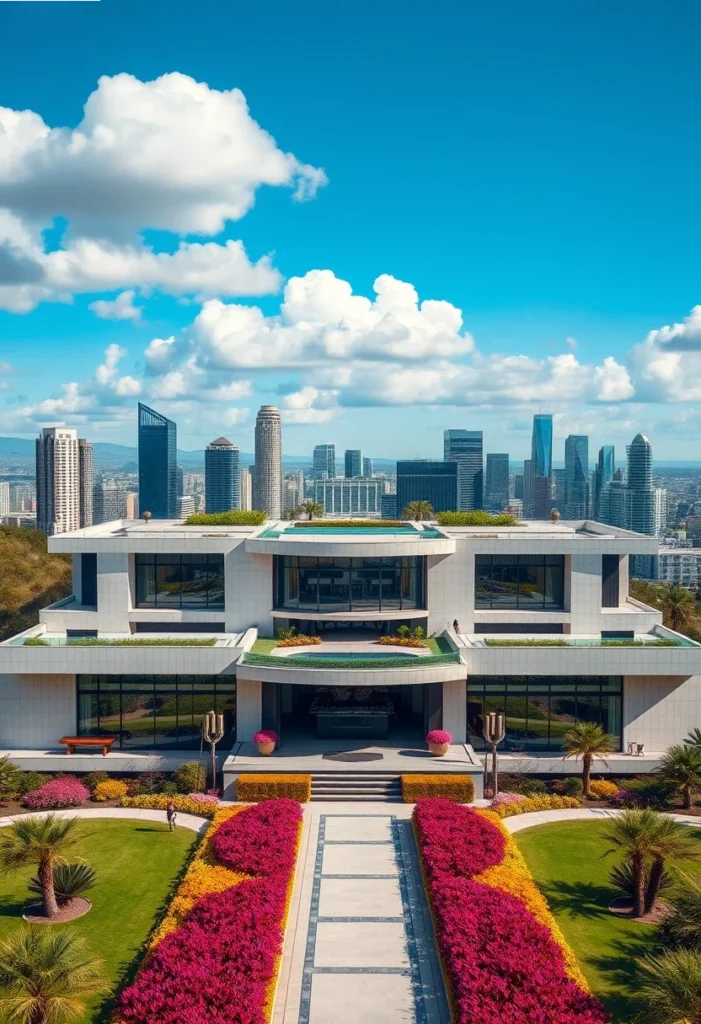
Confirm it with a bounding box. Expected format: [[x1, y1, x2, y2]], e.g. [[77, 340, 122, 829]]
[[0, 517, 700, 765]]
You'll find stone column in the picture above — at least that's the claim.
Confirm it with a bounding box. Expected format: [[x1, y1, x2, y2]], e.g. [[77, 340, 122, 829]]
[[236, 678, 262, 741]]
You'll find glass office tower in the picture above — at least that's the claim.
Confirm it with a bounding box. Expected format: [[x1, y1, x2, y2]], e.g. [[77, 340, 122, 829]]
[[396, 460, 458, 516], [138, 403, 177, 519], [313, 444, 336, 480], [485, 453, 509, 511], [531, 415, 553, 478], [344, 449, 362, 478], [443, 430, 483, 510], [564, 435, 589, 519], [592, 445, 615, 519], [205, 437, 240, 513]]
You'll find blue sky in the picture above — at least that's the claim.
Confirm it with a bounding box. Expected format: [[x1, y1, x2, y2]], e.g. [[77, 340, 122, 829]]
[[1, 0, 700, 459]]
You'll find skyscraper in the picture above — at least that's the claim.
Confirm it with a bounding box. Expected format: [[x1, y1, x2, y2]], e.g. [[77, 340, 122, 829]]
[[313, 444, 335, 480], [531, 414, 553, 477], [363, 457, 373, 478], [625, 433, 655, 535], [344, 449, 362, 478], [0, 481, 10, 517], [443, 430, 483, 510], [396, 460, 458, 516], [205, 437, 240, 513], [599, 468, 627, 529], [564, 435, 589, 519], [138, 403, 177, 519], [252, 406, 282, 517], [592, 446, 615, 520], [93, 479, 128, 524], [485, 454, 509, 511], [36, 427, 92, 536], [527, 414, 553, 517], [239, 467, 252, 511]]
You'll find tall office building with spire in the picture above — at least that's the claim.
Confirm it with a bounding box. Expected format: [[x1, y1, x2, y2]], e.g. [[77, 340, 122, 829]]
[[526, 414, 553, 518], [36, 427, 93, 535], [252, 406, 282, 517], [138, 403, 177, 519], [443, 429, 483, 510]]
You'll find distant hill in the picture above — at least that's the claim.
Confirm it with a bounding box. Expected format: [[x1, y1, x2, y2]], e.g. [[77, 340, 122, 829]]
[[0, 526, 72, 641]]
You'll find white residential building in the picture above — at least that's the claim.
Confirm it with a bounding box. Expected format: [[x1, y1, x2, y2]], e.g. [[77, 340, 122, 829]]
[[313, 476, 386, 517], [0, 481, 9, 517], [240, 468, 253, 511], [656, 548, 701, 589], [36, 427, 93, 536]]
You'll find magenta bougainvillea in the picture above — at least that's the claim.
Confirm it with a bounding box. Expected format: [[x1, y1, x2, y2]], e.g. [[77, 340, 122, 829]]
[[117, 799, 302, 1024], [413, 798, 610, 1024], [426, 729, 452, 745], [22, 775, 90, 809]]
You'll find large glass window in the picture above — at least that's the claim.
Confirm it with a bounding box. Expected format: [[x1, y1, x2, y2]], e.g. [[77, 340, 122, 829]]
[[274, 556, 424, 612], [475, 555, 565, 610], [135, 554, 225, 609], [77, 675, 236, 749], [467, 675, 622, 752]]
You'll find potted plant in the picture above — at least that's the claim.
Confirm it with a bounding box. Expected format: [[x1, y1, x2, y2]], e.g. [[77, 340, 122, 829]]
[[253, 730, 278, 756], [426, 729, 452, 756]]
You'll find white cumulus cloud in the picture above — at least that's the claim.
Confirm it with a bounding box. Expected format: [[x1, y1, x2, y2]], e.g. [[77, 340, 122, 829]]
[[89, 290, 142, 322]]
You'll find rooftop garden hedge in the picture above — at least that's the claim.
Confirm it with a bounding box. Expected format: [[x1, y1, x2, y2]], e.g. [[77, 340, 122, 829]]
[[243, 651, 460, 669], [183, 510, 267, 525], [483, 638, 677, 647], [435, 511, 520, 526], [25, 636, 217, 646]]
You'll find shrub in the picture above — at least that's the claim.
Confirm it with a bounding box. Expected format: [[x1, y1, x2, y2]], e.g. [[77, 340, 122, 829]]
[[435, 510, 520, 526], [491, 791, 527, 806], [521, 778, 548, 796], [612, 777, 674, 809], [253, 730, 278, 745], [17, 771, 48, 796], [82, 770, 109, 795], [184, 510, 266, 525], [377, 635, 427, 647], [426, 729, 452, 746], [277, 634, 322, 646], [161, 781, 178, 795], [188, 792, 220, 805], [588, 779, 619, 800], [414, 798, 505, 880], [29, 862, 96, 906], [172, 761, 206, 794], [236, 774, 311, 802], [0, 755, 20, 797], [491, 795, 582, 818], [23, 776, 90, 809], [564, 777, 585, 797], [610, 860, 673, 902], [93, 779, 128, 802], [120, 794, 218, 819], [402, 775, 474, 803], [134, 771, 167, 794]]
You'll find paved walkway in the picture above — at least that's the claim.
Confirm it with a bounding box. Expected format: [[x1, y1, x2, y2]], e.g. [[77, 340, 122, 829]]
[[0, 806, 209, 834], [501, 806, 701, 833], [274, 805, 448, 1024]]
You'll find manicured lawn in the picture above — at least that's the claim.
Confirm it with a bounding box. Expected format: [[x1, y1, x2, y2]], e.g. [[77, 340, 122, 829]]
[[517, 820, 701, 1023], [252, 636, 281, 653], [0, 819, 196, 1023]]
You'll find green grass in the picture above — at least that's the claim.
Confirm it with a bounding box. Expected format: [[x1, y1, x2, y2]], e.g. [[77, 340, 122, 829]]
[[0, 819, 196, 1023], [252, 636, 282, 654], [517, 820, 701, 1022]]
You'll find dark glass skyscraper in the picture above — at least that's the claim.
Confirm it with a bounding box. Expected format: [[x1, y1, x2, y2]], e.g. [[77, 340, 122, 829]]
[[396, 460, 458, 516], [205, 437, 240, 513], [443, 429, 483, 510], [138, 403, 177, 519], [531, 414, 553, 478], [485, 454, 509, 511], [313, 444, 335, 480], [564, 435, 589, 519], [344, 449, 362, 478], [527, 414, 553, 517], [592, 445, 615, 519]]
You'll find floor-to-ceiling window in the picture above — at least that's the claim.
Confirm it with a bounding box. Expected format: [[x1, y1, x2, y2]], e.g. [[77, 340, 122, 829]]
[[77, 675, 235, 749], [135, 554, 225, 609], [475, 555, 565, 609], [466, 675, 622, 752], [275, 556, 425, 613]]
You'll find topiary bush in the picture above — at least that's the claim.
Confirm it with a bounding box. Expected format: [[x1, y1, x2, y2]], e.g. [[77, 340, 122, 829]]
[[173, 762, 207, 794], [402, 775, 474, 803], [435, 511, 520, 526], [184, 510, 266, 526], [236, 774, 311, 802]]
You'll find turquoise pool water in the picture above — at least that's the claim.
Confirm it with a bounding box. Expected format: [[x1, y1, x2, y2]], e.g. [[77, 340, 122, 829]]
[[288, 651, 420, 660]]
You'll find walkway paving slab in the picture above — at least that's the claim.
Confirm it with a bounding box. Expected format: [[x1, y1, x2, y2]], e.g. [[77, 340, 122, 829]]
[[308, 974, 414, 1024]]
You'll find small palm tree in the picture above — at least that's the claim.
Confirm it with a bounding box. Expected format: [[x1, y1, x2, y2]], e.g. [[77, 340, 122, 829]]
[[657, 744, 701, 810], [637, 947, 701, 1024], [663, 871, 701, 950], [645, 816, 701, 913], [685, 727, 701, 748], [0, 928, 103, 1024], [403, 500, 434, 521], [562, 722, 615, 797], [659, 583, 695, 633], [0, 755, 20, 796], [0, 815, 82, 919], [602, 809, 663, 917], [299, 500, 324, 521]]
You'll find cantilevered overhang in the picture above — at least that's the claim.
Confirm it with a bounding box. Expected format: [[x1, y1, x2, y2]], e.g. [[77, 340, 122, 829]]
[[461, 643, 701, 677], [245, 528, 455, 558]]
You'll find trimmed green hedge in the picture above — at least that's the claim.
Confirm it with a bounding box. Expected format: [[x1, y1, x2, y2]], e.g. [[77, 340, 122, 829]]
[[291, 519, 407, 528], [484, 638, 567, 647], [435, 511, 520, 526], [243, 651, 460, 669], [184, 510, 267, 525], [25, 636, 217, 647], [483, 637, 677, 648]]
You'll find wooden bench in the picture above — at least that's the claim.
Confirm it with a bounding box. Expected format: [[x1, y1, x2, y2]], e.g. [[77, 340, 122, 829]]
[[59, 736, 115, 756]]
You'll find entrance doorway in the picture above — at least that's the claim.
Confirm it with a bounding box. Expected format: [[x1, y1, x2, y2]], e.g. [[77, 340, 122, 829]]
[[262, 682, 442, 746]]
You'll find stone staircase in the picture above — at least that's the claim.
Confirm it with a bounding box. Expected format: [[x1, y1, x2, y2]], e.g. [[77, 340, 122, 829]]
[[310, 771, 403, 802]]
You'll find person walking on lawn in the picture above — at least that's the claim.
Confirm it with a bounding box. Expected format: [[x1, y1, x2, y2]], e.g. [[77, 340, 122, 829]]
[[166, 801, 177, 832]]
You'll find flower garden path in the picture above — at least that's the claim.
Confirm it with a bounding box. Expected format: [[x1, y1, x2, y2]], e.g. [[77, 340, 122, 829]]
[[274, 803, 449, 1024]]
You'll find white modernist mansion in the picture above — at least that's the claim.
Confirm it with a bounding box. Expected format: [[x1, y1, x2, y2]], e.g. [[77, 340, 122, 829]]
[[1, 517, 700, 784]]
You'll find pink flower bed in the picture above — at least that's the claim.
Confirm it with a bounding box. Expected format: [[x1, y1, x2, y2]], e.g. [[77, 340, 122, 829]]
[[22, 775, 90, 809], [117, 799, 302, 1024], [413, 798, 610, 1024], [188, 792, 219, 805], [491, 791, 528, 806]]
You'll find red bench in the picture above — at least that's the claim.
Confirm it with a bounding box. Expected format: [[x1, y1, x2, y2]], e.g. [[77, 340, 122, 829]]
[[59, 736, 115, 756]]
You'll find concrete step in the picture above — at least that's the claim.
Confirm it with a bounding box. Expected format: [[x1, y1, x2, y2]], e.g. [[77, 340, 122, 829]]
[[310, 770, 403, 801], [311, 794, 404, 802]]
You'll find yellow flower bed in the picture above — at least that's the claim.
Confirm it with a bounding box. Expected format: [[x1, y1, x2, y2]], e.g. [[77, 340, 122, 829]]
[[402, 774, 475, 803], [588, 778, 619, 800], [150, 807, 244, 945], [94, 779, 128, 801], [492, 794, 581, 818], [476, 809, 590, 991], [120, 794, 218, 818], [236, 774, 311, 802]]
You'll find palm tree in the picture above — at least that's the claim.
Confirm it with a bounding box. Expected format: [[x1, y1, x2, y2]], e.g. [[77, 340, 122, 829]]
[[0, 815, 81, 919], [0, 928, 103, 1024], [657, 744, 701, 810], [0, 755, 20, 796], [562, 722, 615, 797], [685, 727, 701, 748], [602, 809, 663, 917], [658, 583, 695, 634], [663, 871, 701, 950], [299, 500, 324, 521], [403, 500, 434, 521], [637, 948, 701, 1024], [645, 816, 701, 913]]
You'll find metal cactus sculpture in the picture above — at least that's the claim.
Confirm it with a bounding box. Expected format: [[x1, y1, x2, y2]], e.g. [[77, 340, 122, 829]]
[[482, 711, 506, 797], [202, 710, 224, 792]]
